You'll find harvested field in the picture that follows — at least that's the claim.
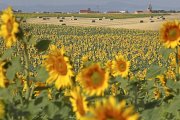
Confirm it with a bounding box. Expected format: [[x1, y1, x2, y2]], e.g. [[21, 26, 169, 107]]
[[27, 13, 180, 31]]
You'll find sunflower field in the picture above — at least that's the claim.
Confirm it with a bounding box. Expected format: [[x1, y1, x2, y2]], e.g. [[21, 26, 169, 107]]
[[0, 7, 179, 120]]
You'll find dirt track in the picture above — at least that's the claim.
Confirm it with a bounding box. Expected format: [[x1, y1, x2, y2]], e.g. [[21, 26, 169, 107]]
[[27, 13, 180, 31]]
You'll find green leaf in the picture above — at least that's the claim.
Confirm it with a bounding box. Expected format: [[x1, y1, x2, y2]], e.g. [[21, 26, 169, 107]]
[[59, 106, 71, 119], [146, 80, 155, 90], [6, 57, 22, 80], [167, 95, 180, 112], [166, 80, 180, 94], [6, 67, 16, 81], [35, 39, 51, 52], [0, 88, 12, 100], [146, 65, 166, 79], [28, 37, 36, 45], [27, 93, 49, 119], [118, 76, 128, 89], [12, 56, 22, 71], [36, 67, 49, 82], [34, 97, 43, 105], [142, 107, 163, 120], [1, 48, 13, 60], [159, 47, 174, 60], [46, 102, 60, 118]]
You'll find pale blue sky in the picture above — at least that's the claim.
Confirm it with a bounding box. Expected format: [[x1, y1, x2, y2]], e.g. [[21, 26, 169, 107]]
[[0, 0, 179, 12]]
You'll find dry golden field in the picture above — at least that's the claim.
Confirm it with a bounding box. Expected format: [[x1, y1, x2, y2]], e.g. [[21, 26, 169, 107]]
[[27, 13, 180, 30]]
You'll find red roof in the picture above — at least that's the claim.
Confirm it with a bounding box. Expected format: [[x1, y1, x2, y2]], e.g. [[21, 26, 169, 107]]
[[80, 10, 91, 13]]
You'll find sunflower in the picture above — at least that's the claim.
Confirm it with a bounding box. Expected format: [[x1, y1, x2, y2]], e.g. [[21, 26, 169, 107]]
[[77, 63, 109, 96], [0, 61, 8, 88], [82, 97, 139, 120], [178, 48, 180, 65], [112, 55, 130, 78], [160, 20, 180, 48], [0, 102, 5, 119], [44, 45, 74, 90], [105, 60, 112, 73], [81, 55, 89, 63], [0, 7, 19, 48], [154, 88, 161, 100], [110, 84, 118, 96], [70, 87, 88, 119], [156, 75, 166, 87]]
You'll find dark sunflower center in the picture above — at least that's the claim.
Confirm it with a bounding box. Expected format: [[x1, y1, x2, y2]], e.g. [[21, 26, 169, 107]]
[[54, 56, 68, 75], [167, 27, 179, 41], [91, 71, 103, 85], [107, 118, 114, 120], [103, 109, 125, 120], [117, 60, 126, 72], [7, 19, 13, 34]]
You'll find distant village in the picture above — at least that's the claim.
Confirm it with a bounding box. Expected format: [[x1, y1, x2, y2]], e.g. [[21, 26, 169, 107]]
[[12, 2, 180, 14]]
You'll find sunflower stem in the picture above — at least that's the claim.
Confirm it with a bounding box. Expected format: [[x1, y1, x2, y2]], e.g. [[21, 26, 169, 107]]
[[23, 42, 31, 101], [176, 46, 179, 81], [29, 83, 35, 100]]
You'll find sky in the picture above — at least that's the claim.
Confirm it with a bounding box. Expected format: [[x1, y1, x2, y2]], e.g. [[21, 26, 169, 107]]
[[0, 0, 180, 12]]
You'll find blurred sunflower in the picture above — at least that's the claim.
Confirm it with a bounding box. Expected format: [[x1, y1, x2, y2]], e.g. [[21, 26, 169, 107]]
[[77, 63, 109, 96], [0, 101, 5, 119], [164, 86, 171, 96], [0, 7, 19, 47], [156, 75, 166, 87], [82, 97, 139, 120], [178, 48, 180, 65], [0, 61, 8, 88], [160, 20, 180, 48], [70, 87, 88, 119], [154, 88, 161, 100], [44, 45, 74, 90], [112, 55, 130, 78]]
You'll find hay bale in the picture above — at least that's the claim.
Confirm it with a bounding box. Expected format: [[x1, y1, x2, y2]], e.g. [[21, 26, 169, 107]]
[[162, 17, 165, 20], [92, 20, 96, 23], [37, 16, 42, 18], [150, 20, 154, 23], [140, 20, 144, 23], [22, 20, 26, 23]]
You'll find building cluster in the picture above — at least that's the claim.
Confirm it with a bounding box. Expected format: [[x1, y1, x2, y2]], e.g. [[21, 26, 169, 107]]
[[79, 8, 99, 14]]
